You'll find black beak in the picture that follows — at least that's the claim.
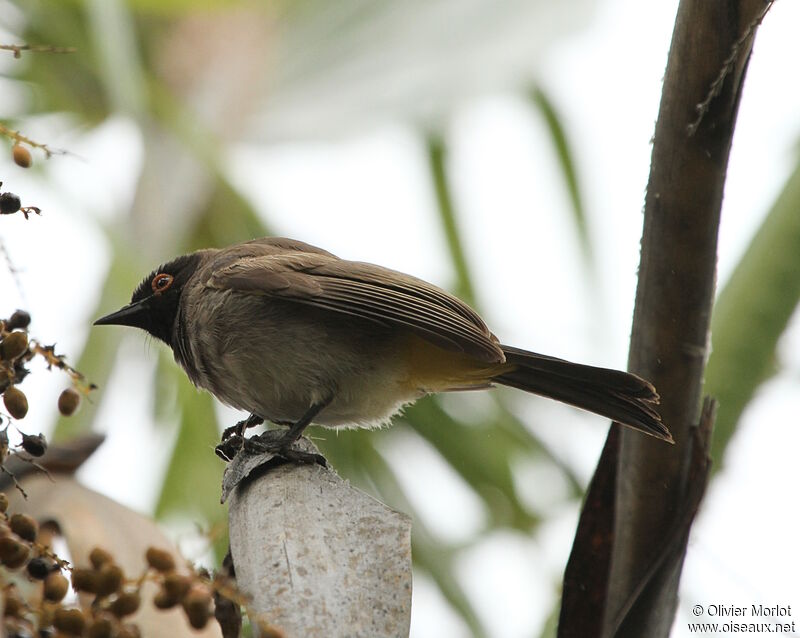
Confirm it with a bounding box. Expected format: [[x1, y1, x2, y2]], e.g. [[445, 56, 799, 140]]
[[94, 299, 149, 328]]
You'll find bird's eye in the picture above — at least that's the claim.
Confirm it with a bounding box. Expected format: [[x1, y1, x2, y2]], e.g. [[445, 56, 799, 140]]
[[151, 273, 174, 295]]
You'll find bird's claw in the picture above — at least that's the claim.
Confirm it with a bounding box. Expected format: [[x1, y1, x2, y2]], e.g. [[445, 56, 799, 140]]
[[215, 434, 244, 462], [215, 428, 325, 466], [243, 430, 326, 466], [221, 413, 264, 443]]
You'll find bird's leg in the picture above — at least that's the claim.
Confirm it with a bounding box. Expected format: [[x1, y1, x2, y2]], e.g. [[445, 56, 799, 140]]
[[245, 399, 331, 465], [221, 413, 264, 442], [215, 414, 264, 461], [277, 398, 330, 447]]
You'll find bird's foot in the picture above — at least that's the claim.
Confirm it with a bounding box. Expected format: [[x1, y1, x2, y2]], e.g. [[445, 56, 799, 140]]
[[243, 430, 326, 466], [221, 413, 264, 443], [215, 434, 244, 462], [215, 429, 325, 466], [217, 402, 329, 465], [216, 414, 264, 461]]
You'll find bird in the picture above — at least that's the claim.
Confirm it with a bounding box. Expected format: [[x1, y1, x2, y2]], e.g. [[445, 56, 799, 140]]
[[95, 236, 672, 461]]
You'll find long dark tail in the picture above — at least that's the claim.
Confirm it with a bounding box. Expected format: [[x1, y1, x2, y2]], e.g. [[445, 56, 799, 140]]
[[493, 345, 672, 442]]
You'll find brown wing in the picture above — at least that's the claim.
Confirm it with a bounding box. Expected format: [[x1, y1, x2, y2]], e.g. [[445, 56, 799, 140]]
[[206, 239, 504, 364]]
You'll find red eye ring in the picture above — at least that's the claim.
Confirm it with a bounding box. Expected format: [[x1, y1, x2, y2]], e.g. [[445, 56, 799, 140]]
[[151, 273, 174, 295]]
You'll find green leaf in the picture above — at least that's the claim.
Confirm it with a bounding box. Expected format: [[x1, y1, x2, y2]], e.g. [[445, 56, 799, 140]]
[[705, 157, 800, 468], [12, 0, 111, 123], [126, 0, 242, 13], [412, 537, 487, 638], [154, 362, 225, 531], [529, 86, 592, 265], [185, 177, 273, 251], [426, 133, 476, 306], [152, 349, 179, 423], [402, 397, 539, 530]]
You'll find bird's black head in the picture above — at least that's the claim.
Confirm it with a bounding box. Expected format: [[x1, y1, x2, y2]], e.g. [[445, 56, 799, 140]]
[[94, 252, 207, 344]]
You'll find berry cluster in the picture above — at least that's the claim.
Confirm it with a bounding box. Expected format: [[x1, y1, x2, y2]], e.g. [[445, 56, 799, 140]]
[[1, 492, 246, 636], [0, 490, 284, 637], [1, 309, 94, 425], [1, 310, 96, 495], [0, 490, 195, 636]]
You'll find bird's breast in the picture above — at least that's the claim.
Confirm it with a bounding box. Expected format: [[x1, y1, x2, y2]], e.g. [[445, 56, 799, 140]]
[[173, 289, 429, 428]]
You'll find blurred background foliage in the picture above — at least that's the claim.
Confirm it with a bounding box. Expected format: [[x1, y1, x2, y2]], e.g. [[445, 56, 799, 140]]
[[2, 0, 799, 636]]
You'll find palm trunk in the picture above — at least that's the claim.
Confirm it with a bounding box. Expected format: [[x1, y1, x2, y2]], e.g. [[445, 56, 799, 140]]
[[559, 1, 773, 635]]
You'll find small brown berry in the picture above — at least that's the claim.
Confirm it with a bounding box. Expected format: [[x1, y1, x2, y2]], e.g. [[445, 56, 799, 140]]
[[57, 388, 81, 417], [9, 513, 38, 542], [12, 144, 32, 168], [0, 536, 30, 568], [0, 492, 8, 512], [117, 624, 141, 638], [96, 563, 124, 596], [152, 587, 179, 609], [89, 546, 114, 569], [53, 607, 87, 635], [43, 571, 70, 602], [6, 310, 31, 330], [153, 589, 180, 609], [145, 546, 175, 573], [20, 432, 47, 457], [0, 331, 28, 360], [109, 590, 141, 617], [3, 386, 28, 419], [38, 605, 55, 630], [162, 573, 191, 601], [3, 585, 23, 617], [71, 567, 100, 593], [86, 612, 115, 638], [182, 585, 212, 630]]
